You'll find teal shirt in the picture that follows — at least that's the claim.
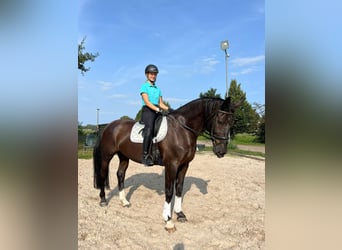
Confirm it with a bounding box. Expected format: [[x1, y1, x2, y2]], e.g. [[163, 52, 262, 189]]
[[140, 81, 162, 106]]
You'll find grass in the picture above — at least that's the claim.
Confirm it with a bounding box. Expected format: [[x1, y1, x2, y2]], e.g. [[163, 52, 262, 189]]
[[198, 133, 265, 158], [231, 133, 263, 145], [78, 144, 93, 159], [78, 149, 93, 159]]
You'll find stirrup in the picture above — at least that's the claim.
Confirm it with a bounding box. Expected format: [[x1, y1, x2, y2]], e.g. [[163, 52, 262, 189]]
[[142, 155, 154, 166]]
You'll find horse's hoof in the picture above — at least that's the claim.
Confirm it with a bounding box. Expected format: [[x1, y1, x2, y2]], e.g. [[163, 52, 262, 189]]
[[120, 199, 130, 207], [164, 220, 176, 233], [175, 212, 188, 222], [100, 200, 108, 207], [165, 227, 176, 233]]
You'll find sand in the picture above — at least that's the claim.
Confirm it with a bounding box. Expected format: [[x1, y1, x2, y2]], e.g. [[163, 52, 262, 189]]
[[78, 152, 265, 249]]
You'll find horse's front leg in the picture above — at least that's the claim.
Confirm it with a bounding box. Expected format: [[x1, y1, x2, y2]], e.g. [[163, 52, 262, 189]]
[[174, 163, 189, 222], [163, 165, 177, 232], [117, 153, 130, 207]]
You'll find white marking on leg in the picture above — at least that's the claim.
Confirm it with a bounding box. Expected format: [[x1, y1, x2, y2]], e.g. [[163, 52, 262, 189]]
[[174, 196, 182, 213], [162, 201, 171, 221], [119, 190, 130, 207]]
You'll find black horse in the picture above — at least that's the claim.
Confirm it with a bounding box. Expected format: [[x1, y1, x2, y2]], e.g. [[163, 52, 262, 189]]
[[93, 96, 241, 232]]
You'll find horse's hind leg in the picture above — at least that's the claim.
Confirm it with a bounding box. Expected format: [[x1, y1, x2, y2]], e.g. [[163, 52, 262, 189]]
[[117, 153, 130, 207], [99, 154, 116, 207], [93, 145, 112, 207], [98, 161, 110, 207]]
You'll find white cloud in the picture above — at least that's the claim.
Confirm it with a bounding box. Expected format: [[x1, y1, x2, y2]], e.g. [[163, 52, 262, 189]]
[[229, 55, 264, 76], [231, 67, 257, 76], [231, 55, 264, 67], [127, 100, 141, 106], [196, 56, 219, 74], [97, 80, 114, 91]]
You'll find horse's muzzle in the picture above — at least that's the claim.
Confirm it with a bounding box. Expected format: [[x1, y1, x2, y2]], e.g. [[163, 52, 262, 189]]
[[215, 152, 225, 158], [213, 144, 227, 158]]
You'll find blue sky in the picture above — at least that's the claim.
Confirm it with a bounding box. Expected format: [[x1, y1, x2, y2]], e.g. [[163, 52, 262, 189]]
[[78, 0, 264, 125]]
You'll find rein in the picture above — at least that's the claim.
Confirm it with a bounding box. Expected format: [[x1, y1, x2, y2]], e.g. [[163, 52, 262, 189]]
[[168, 115, 202, 137], [168, 110, 232, 142]]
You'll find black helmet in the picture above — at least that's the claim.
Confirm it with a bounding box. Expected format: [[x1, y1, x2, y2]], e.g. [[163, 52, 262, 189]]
[[145, 64, 159, 74]]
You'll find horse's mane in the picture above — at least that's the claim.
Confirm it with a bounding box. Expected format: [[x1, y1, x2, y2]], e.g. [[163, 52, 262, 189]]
[[173, 97, 224, 115]]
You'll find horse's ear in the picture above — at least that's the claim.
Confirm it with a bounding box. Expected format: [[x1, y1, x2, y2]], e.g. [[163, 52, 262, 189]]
[[221, 96, 231, 111]]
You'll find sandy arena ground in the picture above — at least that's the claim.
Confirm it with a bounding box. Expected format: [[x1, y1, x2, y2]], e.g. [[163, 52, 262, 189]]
[[78, 152, 265, 249]]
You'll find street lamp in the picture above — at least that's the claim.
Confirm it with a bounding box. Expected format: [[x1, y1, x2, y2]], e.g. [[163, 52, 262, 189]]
[[96, 108, 100, 132], [220, 40, 230, 98]]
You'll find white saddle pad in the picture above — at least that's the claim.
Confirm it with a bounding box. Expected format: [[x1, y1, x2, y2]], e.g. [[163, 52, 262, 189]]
[[130, 117, 168, 143]]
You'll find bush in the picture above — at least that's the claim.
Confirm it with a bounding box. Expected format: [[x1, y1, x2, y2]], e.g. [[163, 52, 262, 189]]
[[232, 133, 257, 144]]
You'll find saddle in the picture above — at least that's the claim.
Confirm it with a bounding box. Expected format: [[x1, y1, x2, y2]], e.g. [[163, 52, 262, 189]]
[[130, 115, 168, 143], [130, 115, 168, 166]]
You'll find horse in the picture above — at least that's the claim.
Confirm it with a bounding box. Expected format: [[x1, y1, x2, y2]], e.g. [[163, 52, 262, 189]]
[[93, 96, 241, 232]]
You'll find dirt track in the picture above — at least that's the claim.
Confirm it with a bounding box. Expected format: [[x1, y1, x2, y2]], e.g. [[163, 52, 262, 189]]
[[78, 152, 265, 249], [236, 145, 265, 154]]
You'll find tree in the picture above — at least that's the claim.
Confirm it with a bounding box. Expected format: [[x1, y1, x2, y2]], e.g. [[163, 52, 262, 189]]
[[78, 37, 99, 75], [228, 79, 260, 137], [253, 103, 265, 143], [199, 88, 222, 98], [78, 121, 84, 137], [135, 108, 142, 121], [256, 114, 265, 143], [120, 115, 133, 120]]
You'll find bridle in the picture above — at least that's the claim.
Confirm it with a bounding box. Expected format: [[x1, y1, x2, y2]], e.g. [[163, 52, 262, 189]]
[[205, 110, 232, 142], [169, 110, 233, 142]]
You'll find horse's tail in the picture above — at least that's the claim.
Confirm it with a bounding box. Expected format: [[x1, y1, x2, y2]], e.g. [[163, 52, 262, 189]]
[[93, 137, 110, 189]]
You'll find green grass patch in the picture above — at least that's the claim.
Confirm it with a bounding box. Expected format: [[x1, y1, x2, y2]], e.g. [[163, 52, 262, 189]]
[[78, 149, 93, 159], [231, 133, 263, 146], [197, 134, 265, 158], [78, 143, 93, 159], [197, 135, 208, 140]]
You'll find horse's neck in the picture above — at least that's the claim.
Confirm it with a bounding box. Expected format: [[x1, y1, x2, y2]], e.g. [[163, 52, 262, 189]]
[[174, 100, 212, 132], [175, 111, 204, 131], [178, 98, 223, 132]]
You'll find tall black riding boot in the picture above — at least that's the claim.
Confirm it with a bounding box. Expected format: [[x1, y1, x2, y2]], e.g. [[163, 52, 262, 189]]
[[142, 131, 154, 166]]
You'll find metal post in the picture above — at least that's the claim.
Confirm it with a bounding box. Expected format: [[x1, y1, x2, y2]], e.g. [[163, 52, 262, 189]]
[[225, 50, 229, 98], [96, 108, 99, 132], [220, 40, 230, 98]]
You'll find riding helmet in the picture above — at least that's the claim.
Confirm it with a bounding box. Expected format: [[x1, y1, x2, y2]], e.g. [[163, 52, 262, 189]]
[[145, 64, 159, 74]]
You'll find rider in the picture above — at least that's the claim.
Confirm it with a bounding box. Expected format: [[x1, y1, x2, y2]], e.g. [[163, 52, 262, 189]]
[[140, 64, 169, 166]]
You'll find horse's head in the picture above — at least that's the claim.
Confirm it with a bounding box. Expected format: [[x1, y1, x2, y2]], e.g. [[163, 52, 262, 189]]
[[211, 96, 242, 158]]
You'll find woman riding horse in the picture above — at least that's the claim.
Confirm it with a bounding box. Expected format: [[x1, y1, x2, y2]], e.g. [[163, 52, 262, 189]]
[[140, 64, 170, 166], [93, 96, 241, 232]]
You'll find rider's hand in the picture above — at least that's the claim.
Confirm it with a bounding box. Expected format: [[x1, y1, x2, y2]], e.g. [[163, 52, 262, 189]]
[[158, 109, 169, 116]]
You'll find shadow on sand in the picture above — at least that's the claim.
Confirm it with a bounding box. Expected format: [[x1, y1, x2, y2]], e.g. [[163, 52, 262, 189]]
[[106, 169, 210, 204]]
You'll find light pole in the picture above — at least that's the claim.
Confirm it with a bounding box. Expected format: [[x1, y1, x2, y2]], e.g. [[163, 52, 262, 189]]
[[96, 108, 100, 132], [220, 40, 230, 98]]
